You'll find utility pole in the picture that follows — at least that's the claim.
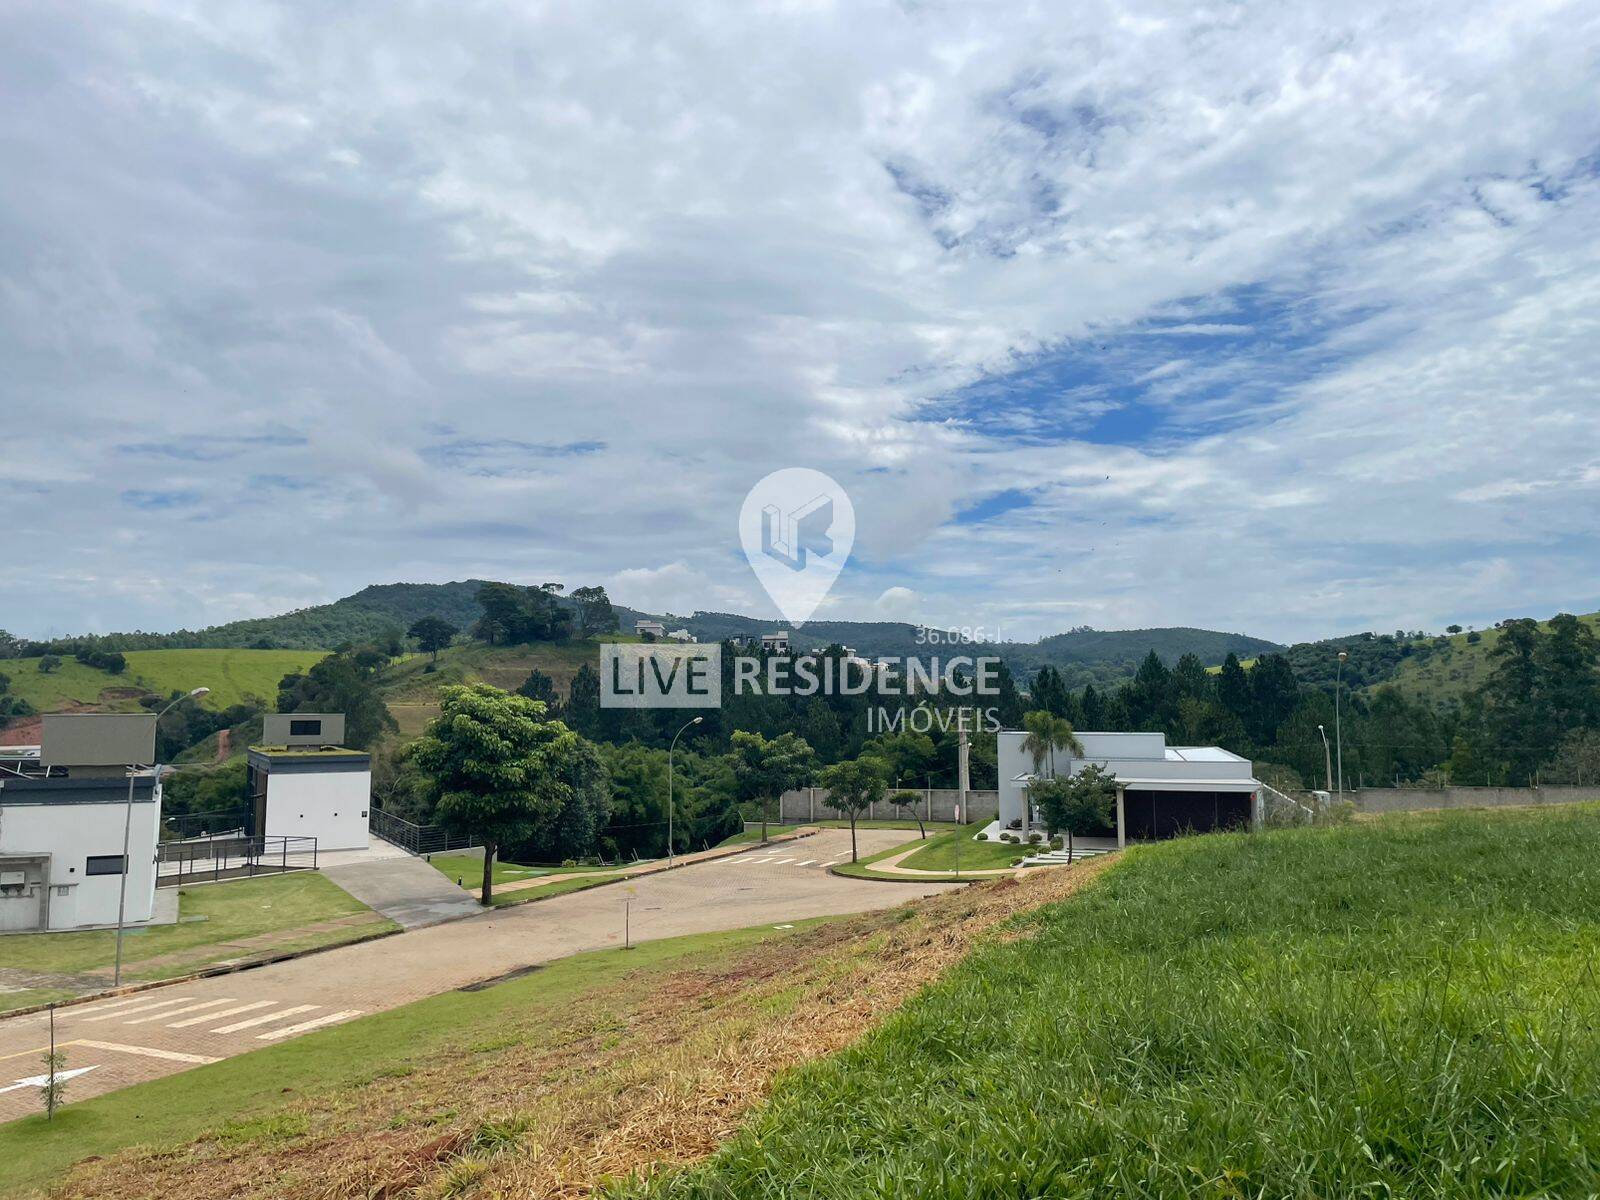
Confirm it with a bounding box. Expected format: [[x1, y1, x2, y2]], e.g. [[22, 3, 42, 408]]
[[1317, 724, 1333, 795], [955, 711, 970, 879], [1334, 651, 1348, 798]]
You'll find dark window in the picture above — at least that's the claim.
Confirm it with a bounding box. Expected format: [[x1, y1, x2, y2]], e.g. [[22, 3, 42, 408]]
[[289, 719, 322, 737], [85, 855, 126, 876]]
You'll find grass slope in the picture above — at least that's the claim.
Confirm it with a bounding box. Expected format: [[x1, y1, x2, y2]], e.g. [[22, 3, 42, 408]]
[[1385, 611, 1600, 704], [632, 805, 1600, 1199], [0, 874, 391, 1009], [3, 649, 327, 714], [896, 827, 1026, 872], [378, 638, 633, 735]]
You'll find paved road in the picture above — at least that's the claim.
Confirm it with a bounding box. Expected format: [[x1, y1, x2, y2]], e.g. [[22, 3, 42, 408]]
[[0, 829, 953, 1120]]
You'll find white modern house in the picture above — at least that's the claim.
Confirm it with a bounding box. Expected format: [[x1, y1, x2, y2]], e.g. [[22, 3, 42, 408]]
[[0, 714, 163, 933], [996, 729, 1262, 847], [634, 619, 668, 639], [245, 714, 371, 852]]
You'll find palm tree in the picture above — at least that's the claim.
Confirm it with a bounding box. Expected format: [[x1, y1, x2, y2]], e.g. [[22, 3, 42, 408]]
[[1021, 711, 1085, 836]]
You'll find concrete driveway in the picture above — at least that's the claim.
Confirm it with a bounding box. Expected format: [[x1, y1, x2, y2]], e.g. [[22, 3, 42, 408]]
[[0, 828, 953, 1119]]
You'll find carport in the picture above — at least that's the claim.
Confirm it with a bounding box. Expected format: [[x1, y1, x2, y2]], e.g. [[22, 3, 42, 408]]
[[1114, 780, 1260, 843]]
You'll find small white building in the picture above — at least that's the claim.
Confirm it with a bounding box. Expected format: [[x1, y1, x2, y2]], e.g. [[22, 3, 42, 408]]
[[245, 713, 370, 852], [635, 619, 667, 639], [997, 729, 1261, 847], [761, 630, 792, 655], [0, 714, 163, 933], [665, 628, 696, 643]]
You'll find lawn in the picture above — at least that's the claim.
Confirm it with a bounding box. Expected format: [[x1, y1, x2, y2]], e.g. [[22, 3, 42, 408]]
[[0, 873, 391, 1007], [894, 827, 1027, 872], [2, 649, 327, 714], [626, 805, 1600, 1198]]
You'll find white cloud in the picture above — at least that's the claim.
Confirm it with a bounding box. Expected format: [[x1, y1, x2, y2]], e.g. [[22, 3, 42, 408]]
[[2, 1, 1599, 642]]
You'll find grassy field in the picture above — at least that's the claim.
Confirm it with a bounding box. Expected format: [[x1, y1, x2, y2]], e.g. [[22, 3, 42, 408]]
[[2, 867, 1102, 1200], [630, 805, 1600, 1198], [0, 874, 391, 1009], [895, 827, 1026, 872], [2, 649, 327, 715], [425, 853, 618, 888], [1385, 611, 1600, 702]]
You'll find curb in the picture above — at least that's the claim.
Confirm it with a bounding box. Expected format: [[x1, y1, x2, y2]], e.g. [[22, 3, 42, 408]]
[[0, 924, 403, 1022], [486, 828, 820, 909]]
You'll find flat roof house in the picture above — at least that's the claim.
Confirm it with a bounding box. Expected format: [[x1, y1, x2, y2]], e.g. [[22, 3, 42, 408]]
[[996, 729, 1261, 847], [0, 714, 162, 933], [246, 714, 371, 852]]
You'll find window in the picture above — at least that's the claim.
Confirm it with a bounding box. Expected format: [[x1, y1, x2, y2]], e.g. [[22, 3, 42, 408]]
[[289, 719, 322, 737], [85, 855, 126, 876]]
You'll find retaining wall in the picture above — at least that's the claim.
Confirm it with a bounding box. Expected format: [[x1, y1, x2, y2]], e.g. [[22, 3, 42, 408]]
[[776, 787, 999, 825], [1352, 783, 1600, 815]]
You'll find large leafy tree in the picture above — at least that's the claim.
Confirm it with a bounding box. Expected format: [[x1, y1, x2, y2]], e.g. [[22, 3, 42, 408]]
[[730, 730, 815, 844], [569, 585, 619, 639], [408, 683, 580, 903], [818, 756, 886, 862], [408, 617, 458, 662]]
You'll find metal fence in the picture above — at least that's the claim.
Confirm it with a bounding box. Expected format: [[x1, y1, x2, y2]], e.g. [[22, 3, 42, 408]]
[[157, 834, 318, 883], [369, 807, 480, 855], [161, 809, 253, 843]]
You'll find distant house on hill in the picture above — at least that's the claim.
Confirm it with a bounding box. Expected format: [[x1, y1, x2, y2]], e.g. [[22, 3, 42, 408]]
[[665, 628, 696, 643], [761, 631, 792, 655], [634, 619, 667, 640]]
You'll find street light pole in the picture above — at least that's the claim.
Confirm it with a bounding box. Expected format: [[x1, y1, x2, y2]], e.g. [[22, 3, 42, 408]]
[[1334, 651, 1348, 798], [667, 716, 702, 869], [114, 686, 210, 988]]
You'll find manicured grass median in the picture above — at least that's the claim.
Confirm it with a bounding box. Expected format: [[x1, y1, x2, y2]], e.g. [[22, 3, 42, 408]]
[[895, 827, 1025, 872], [0, 873, 391, 1007], [626, 805, 1600, 1198]]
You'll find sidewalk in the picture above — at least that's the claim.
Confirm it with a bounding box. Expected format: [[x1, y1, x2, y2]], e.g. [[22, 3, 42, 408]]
[[493, 828, 819, 896]]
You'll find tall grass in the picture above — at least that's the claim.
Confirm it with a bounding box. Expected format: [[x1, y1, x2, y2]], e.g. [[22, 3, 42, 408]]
[[622, 806, 1600, 1198]]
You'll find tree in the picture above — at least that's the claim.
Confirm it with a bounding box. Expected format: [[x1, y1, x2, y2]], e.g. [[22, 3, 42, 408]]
[[1446, 624, 1463, 635], [408, 684, 579, 904], [991, 659, 1026, 729], [517, 668, 562, 716], [860, 729, 936, 788], [730, 730, 815, 844], [818, 757, 886, 862], [1033, 763, 1116, 863], [38, 655, 61, 674], [888, 789, 926, 838], [1028, 665, 1071, 717], [1547, 730, 1600, 786], [408, 617, 458, 662], [1020, 710, 1084, 778], [570, 585, 619, 639], [277, 650, 396, 749]]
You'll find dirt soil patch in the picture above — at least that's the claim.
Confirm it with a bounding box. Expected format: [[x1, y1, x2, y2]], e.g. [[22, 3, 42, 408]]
[[48, 858, 1115, 1200]]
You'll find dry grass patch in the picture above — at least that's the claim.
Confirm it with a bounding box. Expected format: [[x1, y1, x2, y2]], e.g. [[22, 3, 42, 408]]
[[47, 859, 1114, 1200]]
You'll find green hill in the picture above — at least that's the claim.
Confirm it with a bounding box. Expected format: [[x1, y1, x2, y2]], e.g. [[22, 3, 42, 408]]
[[2, 648, 327, 715], [1383, 612, 1600, 705]]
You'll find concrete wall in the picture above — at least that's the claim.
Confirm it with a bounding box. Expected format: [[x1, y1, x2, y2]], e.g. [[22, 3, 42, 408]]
[[776, 787, 999, 825], [265, 769, 371, 850], [1352, 784, 1600, 815], [0, 777, 160, 930]]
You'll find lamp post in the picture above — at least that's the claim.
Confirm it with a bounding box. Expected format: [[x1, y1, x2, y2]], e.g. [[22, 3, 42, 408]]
[[667, 716, 702, 868], [1317, 724, 1334, 801], [114, 686, 209, 987], [1334, 650, 1348, 798]]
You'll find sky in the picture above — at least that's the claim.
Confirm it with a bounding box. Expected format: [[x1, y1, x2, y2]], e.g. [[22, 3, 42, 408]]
[[3, 0, 1600, 645]]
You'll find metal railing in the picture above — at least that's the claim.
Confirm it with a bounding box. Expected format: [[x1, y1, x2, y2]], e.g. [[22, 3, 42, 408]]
[[157, 834, 318, 883], [161, 809, 253, 843], [369, 807, 480, 855]]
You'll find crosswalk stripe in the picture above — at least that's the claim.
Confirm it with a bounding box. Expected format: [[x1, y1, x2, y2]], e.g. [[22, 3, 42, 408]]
[[75, 996, 164, 1018], [168, 1000, 276, 1028], [795, 860, 816, 866], [211, 1004, 318, 1034], [75, 1039, 220, 1064], [256, 1010, 363, 1041], [79, 997, 194, 1022], [125, 999, 235, 1025], [822, 860, 841, 866]]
